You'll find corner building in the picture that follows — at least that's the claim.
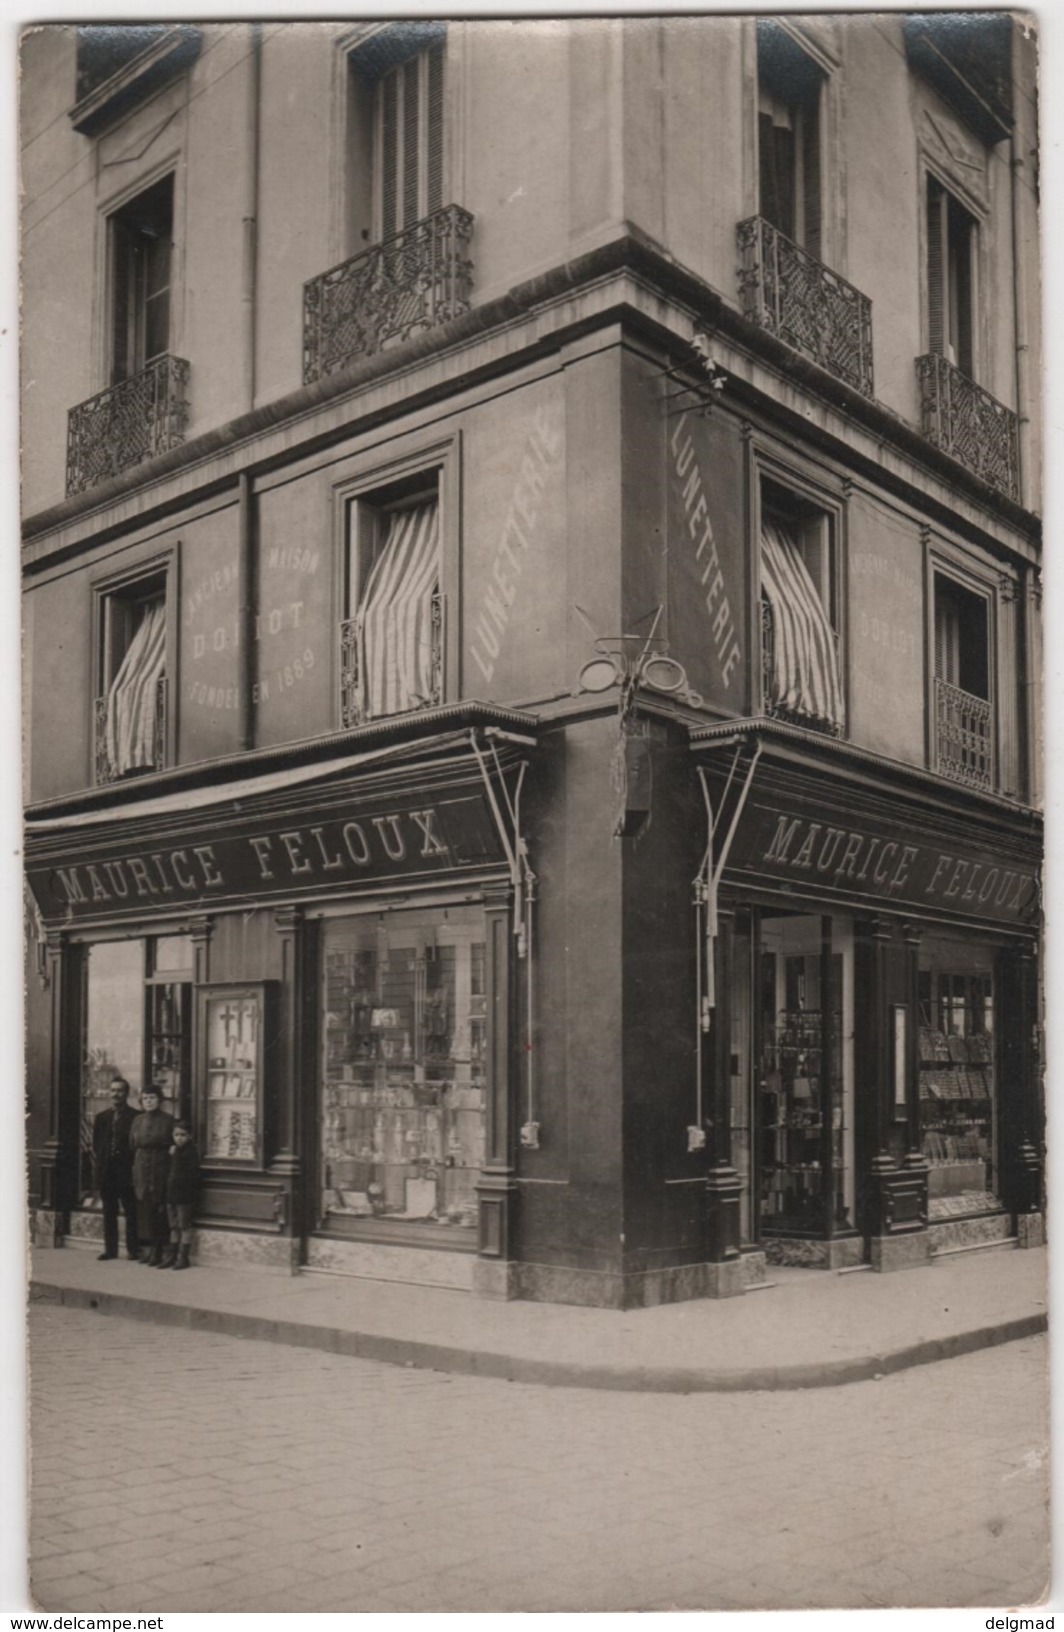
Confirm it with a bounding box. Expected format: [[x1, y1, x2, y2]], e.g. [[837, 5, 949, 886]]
[[22, 16, 1043, 1305]]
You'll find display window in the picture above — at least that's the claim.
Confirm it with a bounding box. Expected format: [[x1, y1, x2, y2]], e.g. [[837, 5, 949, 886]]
[[918, 938, 997, 1218], [757, 912, 855, 1236], [79, 933, 193, 1203], [320, 904, 487, 1236]]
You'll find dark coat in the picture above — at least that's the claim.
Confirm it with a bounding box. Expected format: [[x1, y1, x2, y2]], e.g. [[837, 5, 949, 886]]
[[130, 1109, 175, 1202], [166, 1142, 201, 1206], [92, 1104, 137, 1190]]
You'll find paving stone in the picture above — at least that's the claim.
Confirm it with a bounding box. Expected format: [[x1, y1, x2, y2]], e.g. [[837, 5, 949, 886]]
[[28, 1302, 1050, 1614]]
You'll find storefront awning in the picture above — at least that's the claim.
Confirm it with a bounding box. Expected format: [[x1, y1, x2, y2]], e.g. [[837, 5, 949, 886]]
[[25, 713, 539, 928], [689, 717, 1042, 934]]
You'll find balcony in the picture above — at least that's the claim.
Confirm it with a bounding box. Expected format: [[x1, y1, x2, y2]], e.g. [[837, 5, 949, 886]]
[[303, 206, 474, 385], [935, 677, 993, 792], [66, 356, 190, 497], [339, 592, 443, 728], [737, 216, 874, 399], [916, 354, 1019, 503], [95, 677, 168, 785]]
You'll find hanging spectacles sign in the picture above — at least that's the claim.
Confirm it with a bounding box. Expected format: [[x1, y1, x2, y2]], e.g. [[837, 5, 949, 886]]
[[641, 655, 687, 694], [577, 655, 624, 693]]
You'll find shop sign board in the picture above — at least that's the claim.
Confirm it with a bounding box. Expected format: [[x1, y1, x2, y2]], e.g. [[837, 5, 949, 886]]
[[26, 784, 504, 924], [724, 784, 1039, 927], [667, 409, 747, 712]]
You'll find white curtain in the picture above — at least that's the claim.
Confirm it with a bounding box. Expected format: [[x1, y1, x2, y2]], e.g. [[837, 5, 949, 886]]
[[761, 522, 844, 732], [104, 601, 166, 775], [354, 503, 440, 720]]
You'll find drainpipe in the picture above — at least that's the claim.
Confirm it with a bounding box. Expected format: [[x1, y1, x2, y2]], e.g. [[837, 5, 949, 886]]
[[1009, 122, 1031, 512], [242, 21, 262, 413]]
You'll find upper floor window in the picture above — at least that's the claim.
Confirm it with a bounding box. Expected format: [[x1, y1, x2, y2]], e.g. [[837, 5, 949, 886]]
[[760, 480, 844, 735], [927, 175, 976, 378], [96, 568, 169, 782], [376, 43, 444, 241], [341, 475, 442, 725], [932, 570, 993, 790], [757, 20, 824, 257], [110, 174, 173, 385], [346, 24, 446, 251]]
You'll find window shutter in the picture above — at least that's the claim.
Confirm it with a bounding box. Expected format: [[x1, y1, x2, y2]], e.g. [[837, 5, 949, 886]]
[[402, 57, 420, 227], [426, 44, 444, 215], [801, 99, 822, 258], [111, 219, 133, 384], [952, 206, 974, 376], [934, 595, 947, 681], [380, 70, 399, 240], [927, 179, 946, 357]]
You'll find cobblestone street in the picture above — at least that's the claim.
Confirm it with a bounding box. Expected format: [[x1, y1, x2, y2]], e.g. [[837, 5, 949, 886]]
[[28, 1303, 1049, 1613]]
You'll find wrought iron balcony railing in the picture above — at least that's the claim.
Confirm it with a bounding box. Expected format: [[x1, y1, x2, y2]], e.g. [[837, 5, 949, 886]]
[[737, 216, 874, 399], [303, 206, 474, 385], [339, 592, 444, 728], [94, 676, 168, 784], [916, 354, 1019, 502], [67, 355, 190, 497], [935, 676, 993, 791]]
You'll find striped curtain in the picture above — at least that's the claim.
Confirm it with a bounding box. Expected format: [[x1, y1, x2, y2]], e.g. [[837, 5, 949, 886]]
[[355, 502, 440, 720], [104, 601, 166, 775], [761, 521, 844, 732]]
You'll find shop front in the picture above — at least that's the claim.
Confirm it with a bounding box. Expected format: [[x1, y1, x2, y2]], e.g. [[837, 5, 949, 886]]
[[693, 722, 1043, 1274], [25, 715, 537, 1291]]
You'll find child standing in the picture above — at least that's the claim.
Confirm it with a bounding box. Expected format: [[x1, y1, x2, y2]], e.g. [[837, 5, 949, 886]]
[[165, 1119, 201, 1270]]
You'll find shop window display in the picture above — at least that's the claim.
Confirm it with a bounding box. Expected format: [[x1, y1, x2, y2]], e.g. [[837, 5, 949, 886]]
[[320, 906, 486, 1234], [919, 962, 997, 1217], [199, 985, 270, 1164]]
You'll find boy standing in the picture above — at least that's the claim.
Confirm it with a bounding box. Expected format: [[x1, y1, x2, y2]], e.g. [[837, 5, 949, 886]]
[[165, 1119, 201, 1270]]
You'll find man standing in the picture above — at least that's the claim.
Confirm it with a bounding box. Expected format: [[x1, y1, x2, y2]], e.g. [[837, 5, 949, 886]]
[[92, 1077, 139, 1261]]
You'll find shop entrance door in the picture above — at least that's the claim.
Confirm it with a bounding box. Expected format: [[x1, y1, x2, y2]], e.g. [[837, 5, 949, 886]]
[[755, 913, 855, 1242]]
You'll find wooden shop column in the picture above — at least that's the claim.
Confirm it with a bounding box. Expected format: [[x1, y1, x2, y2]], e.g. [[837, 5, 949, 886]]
[[35, 934, 83, 1243], [272, 905, 306, 1264], [856, 916, 929, 1271], [997, 941, 1044, 1244], [704, 910, 743, 1291], [474, 887, 519, 1298]]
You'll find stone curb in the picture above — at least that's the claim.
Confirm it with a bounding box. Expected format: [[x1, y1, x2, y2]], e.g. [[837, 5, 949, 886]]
[[29, 1278, 1048, 1393]]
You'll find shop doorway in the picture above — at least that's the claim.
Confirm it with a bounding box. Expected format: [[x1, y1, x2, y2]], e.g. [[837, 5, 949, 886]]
[[78, 934, 193, 1206], [749, 912, 855, 1246], [319, 904, 488, 1243]]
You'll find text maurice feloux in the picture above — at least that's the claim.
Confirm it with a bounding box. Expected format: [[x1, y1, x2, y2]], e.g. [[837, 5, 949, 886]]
[[48, 807, 455, 907]]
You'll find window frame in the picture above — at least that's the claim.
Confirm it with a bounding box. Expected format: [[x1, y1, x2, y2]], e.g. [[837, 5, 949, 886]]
[[748, 18, 839, 266], [750, 447, 849, 732], [331, 435, 461, 728], [924, 169, 981, 381], [94, 159, 184, 395], [90, 546, 179, 783], [924, 539, 1000, 788], [340, 23, 448, 260], [109, 172, 175, 386]]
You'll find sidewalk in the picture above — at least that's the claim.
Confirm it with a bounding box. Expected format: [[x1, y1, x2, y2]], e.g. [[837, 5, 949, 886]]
[[29, 1240, 1047, 1393]]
